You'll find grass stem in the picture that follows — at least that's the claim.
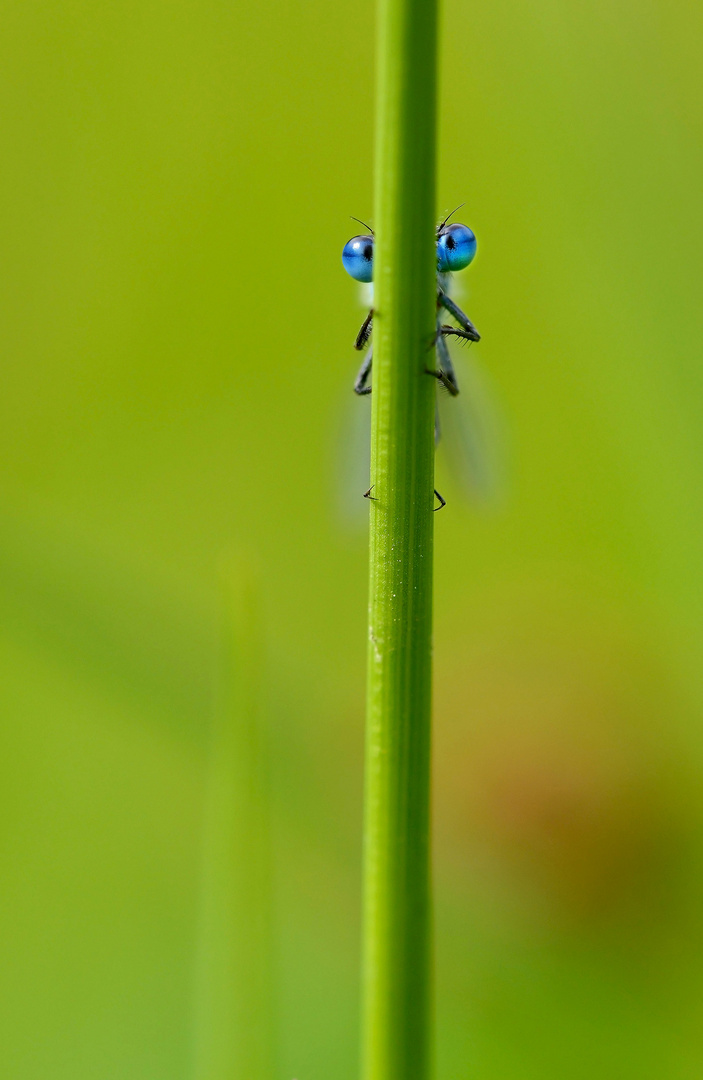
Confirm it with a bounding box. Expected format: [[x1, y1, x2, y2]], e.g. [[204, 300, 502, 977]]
[[193, 558, 275, 1080], [361, 1, 438, 1079]]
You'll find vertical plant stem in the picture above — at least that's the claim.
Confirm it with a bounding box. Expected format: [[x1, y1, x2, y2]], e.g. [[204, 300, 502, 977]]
[[362, 1, 438, 1079], [193, 559, 275, 1080]]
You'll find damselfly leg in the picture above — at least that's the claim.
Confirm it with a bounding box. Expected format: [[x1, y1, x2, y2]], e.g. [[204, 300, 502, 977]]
[[365, 484, 446, 511], [355, 310, 373, 351], [354, 348, 373, 396], [437, 288, 480, 341], [426, 329, 460, 396]]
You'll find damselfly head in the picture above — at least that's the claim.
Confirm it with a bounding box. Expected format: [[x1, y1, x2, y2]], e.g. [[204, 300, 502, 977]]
[[342, 211, 477, 281]]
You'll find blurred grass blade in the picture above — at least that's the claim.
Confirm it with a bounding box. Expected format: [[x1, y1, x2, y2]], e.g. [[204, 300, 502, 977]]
[[361, 0, 438, 1078], [193, 558, 275, 1080]]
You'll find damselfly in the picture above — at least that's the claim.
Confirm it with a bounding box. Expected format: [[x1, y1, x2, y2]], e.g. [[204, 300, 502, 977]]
[[341, 207, 486, 510]]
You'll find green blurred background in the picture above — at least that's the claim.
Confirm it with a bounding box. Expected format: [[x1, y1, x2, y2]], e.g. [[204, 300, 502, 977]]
[[1, 0, 703, 1076]]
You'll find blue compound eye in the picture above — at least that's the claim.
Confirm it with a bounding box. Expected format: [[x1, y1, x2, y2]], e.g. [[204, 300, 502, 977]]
[[342, 235, 374, 282], [436, 223, 477, 272]]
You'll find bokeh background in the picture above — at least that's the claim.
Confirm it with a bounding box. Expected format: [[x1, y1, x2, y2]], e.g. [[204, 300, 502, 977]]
[[1, 0, 703, 1076]]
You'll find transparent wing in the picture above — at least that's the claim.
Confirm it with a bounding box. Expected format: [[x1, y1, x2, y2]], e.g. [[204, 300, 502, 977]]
[[333, 288, 374, 529], [333, 330, 506, 527], [332, 381, 371, 530], [435, 338, 507, 507]]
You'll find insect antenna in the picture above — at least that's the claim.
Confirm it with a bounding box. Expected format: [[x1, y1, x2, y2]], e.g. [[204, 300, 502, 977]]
[[437, 203, 465, 233], [350, 215, 374, 236]]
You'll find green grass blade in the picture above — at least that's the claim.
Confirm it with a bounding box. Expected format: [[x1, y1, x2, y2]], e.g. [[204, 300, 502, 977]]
[[361, 1, 439, 1079], [193, 559, 275, 1080]]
